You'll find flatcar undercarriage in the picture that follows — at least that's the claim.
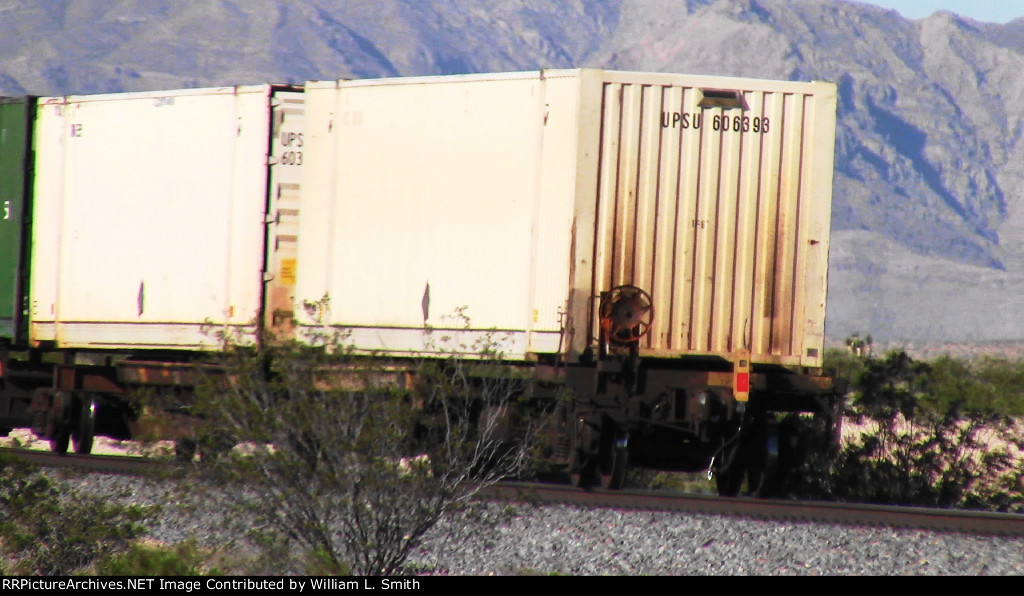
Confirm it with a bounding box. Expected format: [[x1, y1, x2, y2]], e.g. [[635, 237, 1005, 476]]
[[0, 349, 841, 498], [529, 285, 843, 496], [530, 355, 842, 495], [0, 285, 842, 498], [0, 348, 207, 455]]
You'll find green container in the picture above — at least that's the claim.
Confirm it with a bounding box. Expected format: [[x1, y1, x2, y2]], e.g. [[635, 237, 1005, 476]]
[[0, 97, 34, 343]]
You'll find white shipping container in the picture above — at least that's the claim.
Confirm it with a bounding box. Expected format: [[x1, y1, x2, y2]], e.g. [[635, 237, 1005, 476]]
[[297, 69, 837, 367], [29, 85, 305, 350]]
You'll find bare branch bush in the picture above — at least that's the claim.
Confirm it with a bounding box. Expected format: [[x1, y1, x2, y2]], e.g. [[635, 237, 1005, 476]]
[[190, 304, 538, 575]]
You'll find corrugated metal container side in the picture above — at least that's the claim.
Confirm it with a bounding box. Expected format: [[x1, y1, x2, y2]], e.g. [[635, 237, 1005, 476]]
[[297, 69, 836, 367], [29, 86, 303, 350], [576, 71, 837, 367], [0, 97, 34, 342]]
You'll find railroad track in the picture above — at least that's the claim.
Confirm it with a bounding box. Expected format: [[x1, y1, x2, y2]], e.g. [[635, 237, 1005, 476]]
[[0, 447, 184, 477], [5, 447, 1022, 538], [482, 482, 1024, 537]]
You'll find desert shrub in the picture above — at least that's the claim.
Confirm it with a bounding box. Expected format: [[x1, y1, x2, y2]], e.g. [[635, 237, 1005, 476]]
[[0, 459, 151, 575], [805, 350, 1024, 511], [926, 355, 1024, 416], [823, 347, 869, 389], [190, 307, 539, 576], [94, 539, 214, 576]]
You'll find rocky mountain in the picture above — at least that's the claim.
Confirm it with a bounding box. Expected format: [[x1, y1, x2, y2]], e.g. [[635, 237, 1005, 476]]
[[3, 0, 1024, 347]]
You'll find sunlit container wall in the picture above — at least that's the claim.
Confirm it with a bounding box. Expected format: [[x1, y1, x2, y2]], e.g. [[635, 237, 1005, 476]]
[[298, 69, 837, 367], [29, 86, 304, 350], [299, 72, 578, 358]]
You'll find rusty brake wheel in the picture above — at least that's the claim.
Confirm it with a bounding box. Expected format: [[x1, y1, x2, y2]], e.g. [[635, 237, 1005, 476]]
[[599, 285, 654, 344]]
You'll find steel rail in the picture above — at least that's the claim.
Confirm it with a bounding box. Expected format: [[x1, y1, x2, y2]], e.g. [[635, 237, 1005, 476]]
[[5, 447, 1022, 537], [0, 447, 184, 476], [483, 482, 1024, 537]]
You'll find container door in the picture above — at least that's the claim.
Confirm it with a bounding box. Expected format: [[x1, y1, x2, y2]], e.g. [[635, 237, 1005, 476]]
[[263, 90, 305, 339], [0, 97, 33, 342], [589, 76, 834, 366]]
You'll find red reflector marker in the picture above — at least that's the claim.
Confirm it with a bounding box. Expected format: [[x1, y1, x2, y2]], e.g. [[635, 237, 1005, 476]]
[[736, 372, 750, 393]]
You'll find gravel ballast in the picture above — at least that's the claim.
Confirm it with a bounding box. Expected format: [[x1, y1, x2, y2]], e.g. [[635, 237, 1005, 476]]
[[59, 472, 1024, 576]]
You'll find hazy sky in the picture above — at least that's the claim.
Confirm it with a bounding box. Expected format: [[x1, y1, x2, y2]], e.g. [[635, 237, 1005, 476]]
[[857, 0, 1022, 23]]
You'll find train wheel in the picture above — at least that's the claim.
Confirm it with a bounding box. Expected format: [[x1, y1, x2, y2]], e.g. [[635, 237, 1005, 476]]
[[50, 425, 70, 454], [569, 451, 586, 488], [599, 431, 629, 490], [567, 414, 601, 488], [568, 438, 595, 488], [714, 437, 746, 497], [48, 391, 72, 454], [175, 438, 198, 463], [746, 417, 780, 497], [715, 466, 744, 497], [72, 394, 97, 455]]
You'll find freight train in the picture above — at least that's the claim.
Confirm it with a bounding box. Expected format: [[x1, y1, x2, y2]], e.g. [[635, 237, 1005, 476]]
[[0, 69, 841, 495]]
